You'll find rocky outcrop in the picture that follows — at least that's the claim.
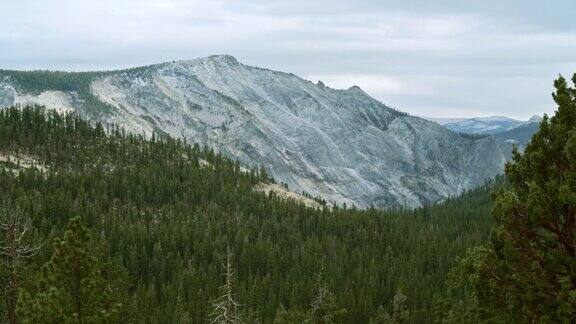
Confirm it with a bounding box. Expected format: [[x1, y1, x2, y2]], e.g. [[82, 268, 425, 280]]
[[0, 55, 512, 208]]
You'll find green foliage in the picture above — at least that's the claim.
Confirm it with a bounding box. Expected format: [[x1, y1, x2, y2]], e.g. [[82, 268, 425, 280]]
[[369, 305, 392, 324], [449, 73, 576, 322], [307, 268, 346, 323], [456, 132, 488, 140], [0, 207, 41, 324], [273, 304, 307, 323], [0, 106, 500, 322], [390, 289, 409, 323], [0, 70, 110, 118], [369, 289, 409, 324], [0, 64, 165, 118], [17, 216, 126, 323], [433, 246, 506, 323]]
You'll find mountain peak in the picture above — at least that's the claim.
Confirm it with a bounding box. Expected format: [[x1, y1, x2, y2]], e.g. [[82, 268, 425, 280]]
[[528, 115, 542, 123], [0, 56, 511, 208], [196, 54, 240, 66], [347, 85, 365, 94]]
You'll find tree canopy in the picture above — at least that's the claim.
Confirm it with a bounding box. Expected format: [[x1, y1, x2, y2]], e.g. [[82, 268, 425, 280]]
[[440, 73, 576, 323], [0, 105, 501, 323]]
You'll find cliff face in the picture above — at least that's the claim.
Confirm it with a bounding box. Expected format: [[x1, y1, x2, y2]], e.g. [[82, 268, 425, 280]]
[[0, 55, 511, 208]]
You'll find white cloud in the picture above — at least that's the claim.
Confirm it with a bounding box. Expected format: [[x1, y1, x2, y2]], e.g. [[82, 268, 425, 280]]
[[308, 74, 405, 93], [0, 0, 574, 119]]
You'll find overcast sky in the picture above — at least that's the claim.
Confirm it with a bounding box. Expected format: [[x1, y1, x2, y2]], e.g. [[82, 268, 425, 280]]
[[1, 0, 575, 119]]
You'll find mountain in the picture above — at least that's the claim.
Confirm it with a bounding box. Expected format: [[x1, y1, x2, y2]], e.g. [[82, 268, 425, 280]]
[[427, 116, 524, 134], [427, 115, 541, 147], [0, 55, 513, 208], [493, 118, 541, 147]]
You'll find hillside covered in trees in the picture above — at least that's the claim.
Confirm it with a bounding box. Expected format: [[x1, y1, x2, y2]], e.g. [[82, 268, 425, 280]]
[[0, 57, 513, 209], [0, 66, 162, 119], [0, 106, 502, 323]]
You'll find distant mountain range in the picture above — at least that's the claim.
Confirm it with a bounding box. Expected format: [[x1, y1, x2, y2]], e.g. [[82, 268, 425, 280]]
[[0, 55, 514, 208], [427, 116, 521, 134], [426, 115, 541, 148], [492, 119, 541, 147]]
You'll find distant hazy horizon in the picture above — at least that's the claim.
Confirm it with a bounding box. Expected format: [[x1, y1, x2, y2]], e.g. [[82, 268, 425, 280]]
[[1, 0, 575, 119]]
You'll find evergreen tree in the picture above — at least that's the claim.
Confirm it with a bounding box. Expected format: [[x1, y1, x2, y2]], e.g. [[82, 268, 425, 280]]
[[17, 217, 124, 323], [432, 247, 491, 323], [368, 305, 392, 324], [0, 207, 41, 324], [273, 304, 307, 324], [211, 248, 242, 324], [473, 74, 576, 321], [0, 105, 504, 322], [307, 268, 346, 323], [369, 289, 410, 324], [390, 289, 409, 323]]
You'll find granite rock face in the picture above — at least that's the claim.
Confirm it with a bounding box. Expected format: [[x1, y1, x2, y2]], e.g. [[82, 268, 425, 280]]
[[0, 55, 512, 208]]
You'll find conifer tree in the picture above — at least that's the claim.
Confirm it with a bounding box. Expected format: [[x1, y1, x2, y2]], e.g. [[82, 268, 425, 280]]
[[0, 208, 41, 324], [274, 304, 307, 324], [307, 267, 346, 323], [433, 247, 488, 323], [211, 247, 242, 324], [0, 104, 507, 322], [369, 289, 409, 324], [273, 304, 289, 323], [391, 289, 409, 323], [474, 74, 576, 321], [368, 305, 392, 324], [17, 217, 123, 323]]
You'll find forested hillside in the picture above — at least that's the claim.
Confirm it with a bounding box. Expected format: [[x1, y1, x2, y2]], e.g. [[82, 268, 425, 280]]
[[0, 66, 161, 118], [0, 57, 512, 209], [0, 106, 500, 323]]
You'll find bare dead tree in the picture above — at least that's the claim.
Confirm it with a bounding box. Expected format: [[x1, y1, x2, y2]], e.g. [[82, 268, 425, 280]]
[[210, 247, 242, 324], [0, 208, 42, 324]]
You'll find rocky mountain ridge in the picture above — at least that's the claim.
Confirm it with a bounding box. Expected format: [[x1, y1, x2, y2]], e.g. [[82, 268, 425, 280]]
[[427, 115, 541, 135], [0, 55, 513, 208]]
